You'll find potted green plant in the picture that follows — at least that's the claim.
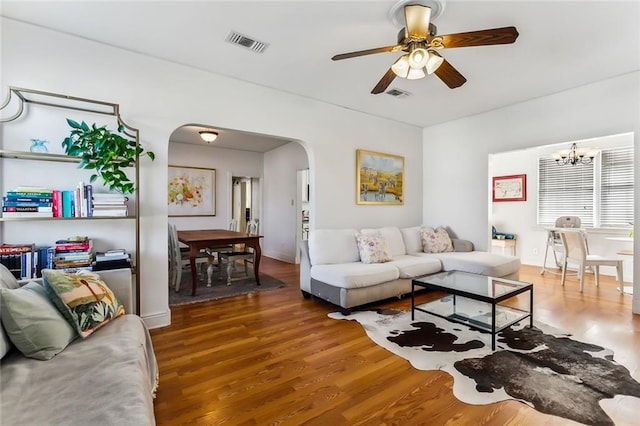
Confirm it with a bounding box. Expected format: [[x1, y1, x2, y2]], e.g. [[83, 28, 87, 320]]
[[62, 119, 155, 194]]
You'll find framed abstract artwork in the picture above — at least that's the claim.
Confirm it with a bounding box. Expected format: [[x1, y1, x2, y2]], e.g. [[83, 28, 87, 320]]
[[168, 165, 216, 216], [492, 174, 526, 202], [356, 149, 404, 205]]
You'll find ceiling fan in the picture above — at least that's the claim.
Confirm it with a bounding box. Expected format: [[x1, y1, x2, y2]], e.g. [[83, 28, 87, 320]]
[[331, 2, 519, 94]]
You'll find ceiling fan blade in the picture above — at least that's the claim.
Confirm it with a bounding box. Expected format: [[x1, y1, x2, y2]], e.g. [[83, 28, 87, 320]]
[[404, 4, 431, 40], [332, 45, 403, 61], [434, 59, 467, 89], [371, 68, 397, 94], [439, 26, 519, 48]]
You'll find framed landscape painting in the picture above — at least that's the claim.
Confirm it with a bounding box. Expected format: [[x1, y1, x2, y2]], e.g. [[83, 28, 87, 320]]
[[168, 165, 216, 216], [356, 149, 404, 205], [492, 174, 526, 202]]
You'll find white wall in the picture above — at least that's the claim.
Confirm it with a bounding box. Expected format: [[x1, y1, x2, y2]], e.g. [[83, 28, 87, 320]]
[[1, 19, 423, 327], [423, 72, 640, 313], [263, 142, 308, 263]]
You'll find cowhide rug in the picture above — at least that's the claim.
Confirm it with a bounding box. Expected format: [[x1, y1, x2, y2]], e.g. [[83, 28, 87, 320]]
[[329, 301, 640, 426]]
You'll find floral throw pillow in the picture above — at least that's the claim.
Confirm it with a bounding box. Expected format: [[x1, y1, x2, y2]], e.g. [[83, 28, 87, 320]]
[[42, 269, 125, 338], [356, 232, 393, 264], [421, 226, 454, 253]]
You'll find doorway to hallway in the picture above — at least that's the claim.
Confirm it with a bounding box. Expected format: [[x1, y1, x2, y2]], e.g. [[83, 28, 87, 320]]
[[232, 177, 261, 232]]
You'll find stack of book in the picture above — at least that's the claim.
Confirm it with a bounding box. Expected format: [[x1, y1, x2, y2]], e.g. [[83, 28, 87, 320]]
[[92, 193, 128, 217], [0, 243, 37, 279], [92, 249, 132, 271], [53, 237, 94, 272], [2, 188, 54, 218]]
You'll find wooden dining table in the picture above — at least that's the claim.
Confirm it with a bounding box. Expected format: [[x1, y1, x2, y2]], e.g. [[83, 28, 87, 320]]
[[177, 229, 263, 296]]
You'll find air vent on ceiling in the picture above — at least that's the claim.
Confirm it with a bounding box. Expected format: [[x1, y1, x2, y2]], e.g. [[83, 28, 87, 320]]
[[385, 88, 411, 98], [225, 31, 269, 53]]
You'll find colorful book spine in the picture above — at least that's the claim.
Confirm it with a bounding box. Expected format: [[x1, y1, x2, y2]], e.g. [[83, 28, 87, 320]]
[[2, 206, 53, 212], [74, 186, 82, 218], [85, 184, 93, 217], [51, 190, 62, 217], [0, 244, 35, 254], [5, 191, 52, 197], [2, 201, 53, 207], [62, 190, 74, 217], [2, 211, 54, 218], [2, 196, 53, 203]]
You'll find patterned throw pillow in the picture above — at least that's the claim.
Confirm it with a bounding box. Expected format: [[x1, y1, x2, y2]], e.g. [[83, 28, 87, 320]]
[[421, 226, 454, 253], [42, 269, 125, 338], [356, 232, 393, 264]]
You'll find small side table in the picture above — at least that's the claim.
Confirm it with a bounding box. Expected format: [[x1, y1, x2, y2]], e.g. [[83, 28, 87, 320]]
[[492, 238, 516, 256]]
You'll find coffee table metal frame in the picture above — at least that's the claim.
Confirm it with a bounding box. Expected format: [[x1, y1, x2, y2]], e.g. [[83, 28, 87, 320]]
[[411, 271, 533, 350]]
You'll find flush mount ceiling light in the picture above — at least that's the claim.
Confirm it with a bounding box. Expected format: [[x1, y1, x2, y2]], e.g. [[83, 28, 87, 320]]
[[551, 142, 598, 166], [199, 130, 218, 143]]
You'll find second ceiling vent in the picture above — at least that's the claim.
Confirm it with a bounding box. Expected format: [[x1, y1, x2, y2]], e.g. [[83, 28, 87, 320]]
[[225, 31, 269, 53]]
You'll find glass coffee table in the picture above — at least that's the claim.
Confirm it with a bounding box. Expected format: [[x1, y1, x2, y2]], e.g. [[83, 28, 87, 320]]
[[412, 270, 533, 350]]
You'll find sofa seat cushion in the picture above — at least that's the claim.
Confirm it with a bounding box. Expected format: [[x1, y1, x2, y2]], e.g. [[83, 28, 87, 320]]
[[416, 251, 520, 277], [311, 262, 399, 289], [386, 255, 442, 278], [0, 314, 158, 425]]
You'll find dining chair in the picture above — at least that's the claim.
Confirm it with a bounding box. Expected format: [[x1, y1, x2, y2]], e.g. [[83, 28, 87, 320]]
[[541, 216, 582, 275], [204, 219, 239, 274], [218, 219, 259, 286], [168, 224, 213, 291], [558, 228, 624, 292]]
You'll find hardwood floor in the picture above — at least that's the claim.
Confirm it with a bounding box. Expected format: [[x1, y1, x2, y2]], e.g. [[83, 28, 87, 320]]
[[150, 258, 639, 425]]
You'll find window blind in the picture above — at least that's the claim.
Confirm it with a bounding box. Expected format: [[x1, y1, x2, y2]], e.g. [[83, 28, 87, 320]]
[[538, 157, 594, 227], [601, 147, 634, 226]]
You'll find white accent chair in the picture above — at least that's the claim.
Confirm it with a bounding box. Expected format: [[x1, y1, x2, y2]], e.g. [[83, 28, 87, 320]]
[[218, 219, 259, 286], [168, 224, 213, 291], [558, 228, 624, 292]]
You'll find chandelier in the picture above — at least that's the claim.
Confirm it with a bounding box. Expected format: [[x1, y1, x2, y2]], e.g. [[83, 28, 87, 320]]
[[551, 143, 597, 166]]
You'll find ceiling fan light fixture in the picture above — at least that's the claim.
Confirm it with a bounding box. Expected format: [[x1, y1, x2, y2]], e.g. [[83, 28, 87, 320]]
[[407, 67, 426, 80], [425, 50, 444, 74], [199, 130, 218, 143], [408, 47, 429, 68], [391, 54, 410, 77]]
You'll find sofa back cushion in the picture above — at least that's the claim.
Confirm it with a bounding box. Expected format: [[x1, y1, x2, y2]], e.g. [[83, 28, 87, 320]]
[[0, 264, 20, 360], [359, 227, 406, 256], [400, 226, 423, 254], [309, 229, 360, 265]]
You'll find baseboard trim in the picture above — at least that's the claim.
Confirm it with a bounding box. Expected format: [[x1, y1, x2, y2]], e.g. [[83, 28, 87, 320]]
[[142, 309, 171, 329], [263, 251, 294, 264]]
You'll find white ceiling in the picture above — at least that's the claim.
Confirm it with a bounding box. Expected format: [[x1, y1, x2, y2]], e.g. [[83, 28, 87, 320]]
[[3, 1, 639, 151]]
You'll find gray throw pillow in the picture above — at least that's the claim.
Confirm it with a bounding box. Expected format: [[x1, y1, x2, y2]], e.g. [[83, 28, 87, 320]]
[[0, 263, 21, 359], [0, 281, 78, 360]]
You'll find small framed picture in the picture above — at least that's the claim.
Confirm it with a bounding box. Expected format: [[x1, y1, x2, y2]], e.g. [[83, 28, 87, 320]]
[[492, 174, 526, 202]]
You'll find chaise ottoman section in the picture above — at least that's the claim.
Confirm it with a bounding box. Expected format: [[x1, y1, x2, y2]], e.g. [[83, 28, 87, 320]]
[[417, 251, 521, 278]]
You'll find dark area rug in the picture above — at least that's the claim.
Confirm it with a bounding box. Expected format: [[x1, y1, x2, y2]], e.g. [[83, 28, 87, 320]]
[[329, 302, 640, 426], [170, 269, 286, 306]]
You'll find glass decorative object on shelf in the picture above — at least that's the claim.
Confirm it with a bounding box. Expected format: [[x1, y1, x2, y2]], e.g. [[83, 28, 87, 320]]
[[29, 139, 49, 153]]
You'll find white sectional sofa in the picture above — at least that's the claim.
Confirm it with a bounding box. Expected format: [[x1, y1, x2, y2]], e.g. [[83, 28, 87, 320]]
[[300, 226, 521, 313]]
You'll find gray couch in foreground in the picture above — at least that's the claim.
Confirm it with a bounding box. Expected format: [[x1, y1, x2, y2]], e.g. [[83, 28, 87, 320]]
[[0, 265, 158, 425], [300, 226, 521, 313]]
